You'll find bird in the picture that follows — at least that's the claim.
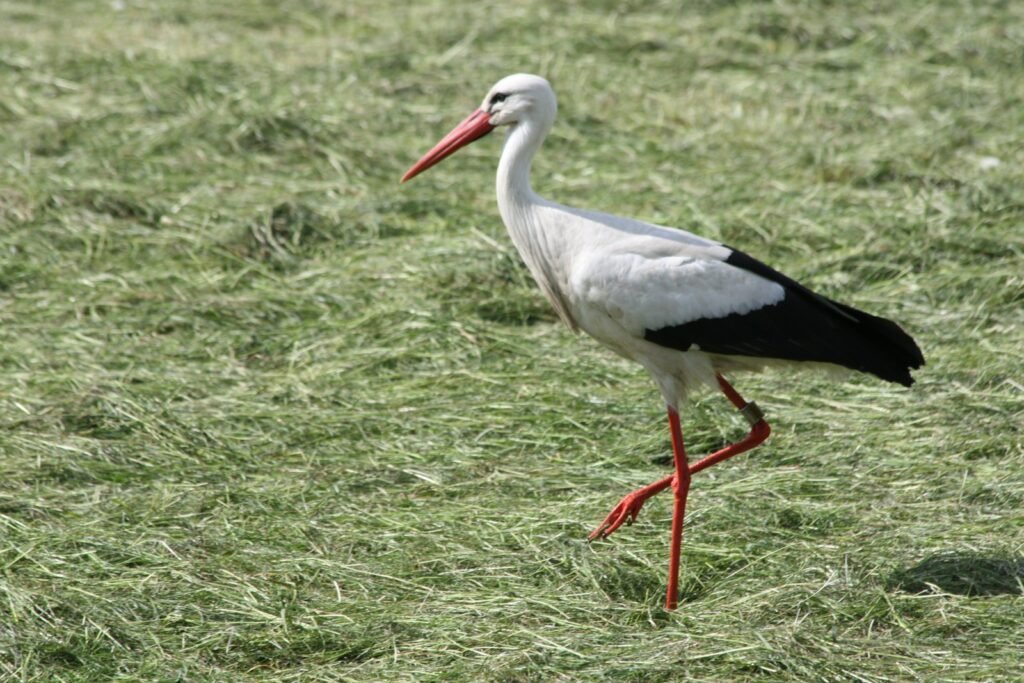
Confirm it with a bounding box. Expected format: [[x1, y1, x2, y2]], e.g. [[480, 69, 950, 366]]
[[401, 73, 924, 610]]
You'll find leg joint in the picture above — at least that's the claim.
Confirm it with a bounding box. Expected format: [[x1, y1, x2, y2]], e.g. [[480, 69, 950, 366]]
[[739, 401, 764, 426]]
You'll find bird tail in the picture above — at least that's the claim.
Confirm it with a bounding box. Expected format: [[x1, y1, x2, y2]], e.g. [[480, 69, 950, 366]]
[[827, 298, 925, 387]]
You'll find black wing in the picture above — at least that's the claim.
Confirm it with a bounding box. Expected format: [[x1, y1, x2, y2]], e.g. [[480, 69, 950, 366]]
[[644, 248, 925, 386]]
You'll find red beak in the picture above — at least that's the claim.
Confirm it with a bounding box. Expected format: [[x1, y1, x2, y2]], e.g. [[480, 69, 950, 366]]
[[401, 108, 495, 182]]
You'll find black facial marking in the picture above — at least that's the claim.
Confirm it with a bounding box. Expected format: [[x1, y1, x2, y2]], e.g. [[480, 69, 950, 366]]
[[489, 92, 508, 105]]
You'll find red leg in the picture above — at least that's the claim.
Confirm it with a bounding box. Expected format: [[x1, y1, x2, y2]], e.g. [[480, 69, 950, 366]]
[[689, 374, 771, 475], [590, 374, 773, 608], [587, 474, 674, 540], [665, 405, 690, 610], [590, 374, 771, 541]]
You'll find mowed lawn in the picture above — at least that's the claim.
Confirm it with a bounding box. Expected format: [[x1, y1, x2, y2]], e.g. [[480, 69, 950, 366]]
[[1, 0, 1022, 680]]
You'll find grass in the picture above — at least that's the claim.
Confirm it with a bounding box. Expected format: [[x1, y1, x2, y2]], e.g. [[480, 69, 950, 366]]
[[1, 0, 1022, 680]]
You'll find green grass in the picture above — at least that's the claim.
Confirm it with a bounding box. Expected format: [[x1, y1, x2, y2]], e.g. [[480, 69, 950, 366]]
[[2, 0, 1023, 680]]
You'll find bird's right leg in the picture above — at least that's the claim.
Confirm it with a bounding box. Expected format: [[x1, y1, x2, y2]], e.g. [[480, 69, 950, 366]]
[[587, 474, 674, 540], [688, 375, 771, 475], [588, 406, 687, 542], [588, 374, 770, 540]]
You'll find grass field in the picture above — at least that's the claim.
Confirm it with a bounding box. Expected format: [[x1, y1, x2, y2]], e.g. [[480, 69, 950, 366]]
[[2, 0, 1023, 680]]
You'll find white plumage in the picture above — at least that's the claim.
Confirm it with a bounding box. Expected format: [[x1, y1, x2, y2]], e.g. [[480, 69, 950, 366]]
[[402, 73, 923, 610], [473, 75, 788, 403]]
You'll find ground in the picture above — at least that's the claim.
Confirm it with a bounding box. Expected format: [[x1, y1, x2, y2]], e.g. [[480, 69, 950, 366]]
[[1, 0, 1022, 680]]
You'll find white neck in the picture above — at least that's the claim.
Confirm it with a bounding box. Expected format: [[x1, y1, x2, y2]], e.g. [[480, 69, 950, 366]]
[[493, 117, 581, 330], [496, 120, 547, 210]]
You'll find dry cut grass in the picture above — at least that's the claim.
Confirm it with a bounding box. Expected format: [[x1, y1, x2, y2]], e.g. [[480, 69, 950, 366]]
[[1, 0, 1022, 680]]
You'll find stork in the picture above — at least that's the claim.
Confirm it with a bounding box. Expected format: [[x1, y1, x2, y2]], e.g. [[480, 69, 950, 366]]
[[401, 74, 924, 610]]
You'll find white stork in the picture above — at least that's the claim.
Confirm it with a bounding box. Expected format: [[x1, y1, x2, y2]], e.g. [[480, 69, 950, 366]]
[[401, 74, 924, 610]]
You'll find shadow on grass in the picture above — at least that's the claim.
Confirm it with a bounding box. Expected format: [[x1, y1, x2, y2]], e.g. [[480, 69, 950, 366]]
[[888, 552, 1024, 596], [595, 554, 739, 608], [595, 558, 666, 605]]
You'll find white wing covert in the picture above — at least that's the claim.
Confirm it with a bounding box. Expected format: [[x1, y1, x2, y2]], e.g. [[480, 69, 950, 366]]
[[572, 251, 786, 339]]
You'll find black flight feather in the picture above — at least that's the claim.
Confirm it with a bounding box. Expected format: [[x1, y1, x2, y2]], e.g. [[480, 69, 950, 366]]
[[643, 248, 925, 386]]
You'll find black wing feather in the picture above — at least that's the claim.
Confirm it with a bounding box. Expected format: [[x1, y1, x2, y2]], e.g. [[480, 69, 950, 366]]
[[643, 248, 925, 386]]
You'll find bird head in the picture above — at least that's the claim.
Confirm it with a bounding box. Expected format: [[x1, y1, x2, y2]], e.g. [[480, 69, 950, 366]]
[[480, 73, 557, 128], [401, 73, 556, 182]]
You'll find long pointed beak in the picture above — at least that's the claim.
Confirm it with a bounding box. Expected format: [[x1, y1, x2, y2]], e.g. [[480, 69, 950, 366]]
[[401, 108, 495, 182]]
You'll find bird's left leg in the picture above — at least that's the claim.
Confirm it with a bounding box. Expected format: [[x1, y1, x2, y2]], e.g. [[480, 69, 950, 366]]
[[665, 404, 690, 610], [665, 376, 769, 609], [588, 374, 770, 540]]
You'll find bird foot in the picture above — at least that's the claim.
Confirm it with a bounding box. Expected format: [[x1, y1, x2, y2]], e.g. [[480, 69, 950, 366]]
[[588, 476, 673, 541], [588, 492, 646, 540]]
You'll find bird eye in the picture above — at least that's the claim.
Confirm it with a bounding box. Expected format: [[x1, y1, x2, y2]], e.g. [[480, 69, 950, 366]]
[[490, 92, 508, 105]]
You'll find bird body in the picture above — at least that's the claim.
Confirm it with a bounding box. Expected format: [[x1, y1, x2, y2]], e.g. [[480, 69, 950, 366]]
[[402, 73, 923, 609], [501, 196, 785, 401]]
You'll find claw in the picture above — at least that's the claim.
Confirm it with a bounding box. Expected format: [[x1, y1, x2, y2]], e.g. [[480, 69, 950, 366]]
[[588, 495, 642, 540], [589, 475, 674, 540]]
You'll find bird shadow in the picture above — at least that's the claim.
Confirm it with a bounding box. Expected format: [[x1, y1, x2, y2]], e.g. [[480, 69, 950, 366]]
[[887, 552, 1024, 597], [592, 550, 736, 608]]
